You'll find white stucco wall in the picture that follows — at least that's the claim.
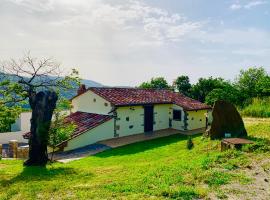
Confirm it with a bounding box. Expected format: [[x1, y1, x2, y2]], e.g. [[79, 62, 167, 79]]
[[71, 90, 112, 115], [115, 104, 180, 136], [0, 131, 28, 144], [116, 106, 144, 137], [153, 104, 171, 131], [11, 112, 31, 132], [64, 119, 114, 151], [171, 105, 185, 130], [187, 109, 208, 130]]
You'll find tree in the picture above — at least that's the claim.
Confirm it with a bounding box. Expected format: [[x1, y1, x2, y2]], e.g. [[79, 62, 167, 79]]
[[205, 85, 240, 106], [173, 75, 192, 96], [0, 53, 80, 166], [256, 75, 270, 97], [139, 77, 170, 89], [236, 67, 268, 98], [190, 77, 226, 102], [48, 99, 76, 161], [0, 77, 27, 132]]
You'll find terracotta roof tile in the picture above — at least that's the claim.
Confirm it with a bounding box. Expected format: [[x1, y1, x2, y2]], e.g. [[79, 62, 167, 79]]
[[23, 112, 113, 140], [65, 112, 113, 138], [88, 87, 211, 110]]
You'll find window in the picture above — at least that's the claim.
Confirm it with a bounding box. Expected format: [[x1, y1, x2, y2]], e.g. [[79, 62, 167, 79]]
[[104, 103, 108, 106], [93, 98, 96, 102], [129, 125, 133, 129], [126, 117, 129, 121], [173, 110, 182, 121]]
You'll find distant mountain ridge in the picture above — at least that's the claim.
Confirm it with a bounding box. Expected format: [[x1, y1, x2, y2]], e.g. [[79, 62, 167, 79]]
[[0, 73, 103, 106]]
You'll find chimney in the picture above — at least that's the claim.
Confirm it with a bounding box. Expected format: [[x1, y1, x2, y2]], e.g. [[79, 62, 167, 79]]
[[77, 84, 87, 95]]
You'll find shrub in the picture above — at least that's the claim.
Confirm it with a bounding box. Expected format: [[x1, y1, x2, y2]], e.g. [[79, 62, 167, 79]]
[[186, 137, 194, 150], [241, 97, 270, 118]]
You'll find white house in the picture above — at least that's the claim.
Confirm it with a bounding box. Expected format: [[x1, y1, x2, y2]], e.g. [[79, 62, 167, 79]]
[[43, 86, 212, 151]]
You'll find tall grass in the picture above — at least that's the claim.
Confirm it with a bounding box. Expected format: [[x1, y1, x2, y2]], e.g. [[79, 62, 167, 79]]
[[241, 97, 270, 118]]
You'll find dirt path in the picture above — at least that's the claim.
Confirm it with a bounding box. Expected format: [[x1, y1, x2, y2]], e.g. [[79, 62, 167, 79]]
[[210, 156, 270, 200]]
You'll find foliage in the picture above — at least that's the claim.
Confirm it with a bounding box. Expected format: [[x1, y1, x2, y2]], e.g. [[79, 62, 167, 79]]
[[138, 77, 170, 89], [173, 75, 192, 96], [0, 79, 26, 132], [235, 67, 268, 98], [190, 77, 228, 103], [255, 75, 270, 97], [205, 84, 240, 106], [241, 97, 270, 118], [48, 115, 76, 160], [48, 99, 77, 160], [138, 67, 269, 116], [186, 136, 194, 150], [0, 105, 22, 132]]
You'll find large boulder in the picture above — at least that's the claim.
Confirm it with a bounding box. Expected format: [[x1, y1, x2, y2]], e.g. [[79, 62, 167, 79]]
[[209, 100, 247, 139]]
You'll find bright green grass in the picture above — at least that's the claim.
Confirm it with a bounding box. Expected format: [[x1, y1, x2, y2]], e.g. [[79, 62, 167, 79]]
[[0, 119, 269, 200], [241, 97, 270, 118]]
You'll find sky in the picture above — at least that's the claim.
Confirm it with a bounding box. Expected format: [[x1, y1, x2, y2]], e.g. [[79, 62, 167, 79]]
[[0, 0, 270, 86]]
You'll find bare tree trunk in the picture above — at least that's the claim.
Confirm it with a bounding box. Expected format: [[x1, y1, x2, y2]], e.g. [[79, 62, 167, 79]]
[[24, 90, 58, 166]]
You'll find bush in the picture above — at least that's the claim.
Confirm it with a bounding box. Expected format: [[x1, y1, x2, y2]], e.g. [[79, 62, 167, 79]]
[[241, 97, 270, 118], [187, 137, 194, 150]]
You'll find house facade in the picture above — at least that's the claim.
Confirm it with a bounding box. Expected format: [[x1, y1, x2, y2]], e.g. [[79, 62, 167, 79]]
[[59, 86, 211, 151]]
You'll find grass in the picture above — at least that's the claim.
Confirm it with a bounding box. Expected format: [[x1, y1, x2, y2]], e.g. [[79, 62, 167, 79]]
[[241, 97, 270, 118], [0, 118, 269, 199]]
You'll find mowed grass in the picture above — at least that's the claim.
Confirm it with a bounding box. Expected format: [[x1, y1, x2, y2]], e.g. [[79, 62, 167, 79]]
[[0, 118, 269, 200]]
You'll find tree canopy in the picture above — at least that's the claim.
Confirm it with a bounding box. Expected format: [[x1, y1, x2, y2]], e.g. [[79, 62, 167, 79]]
[[138, 66, 269, 107], [173, 76, 192, 96], [139, 77, 170, 89]]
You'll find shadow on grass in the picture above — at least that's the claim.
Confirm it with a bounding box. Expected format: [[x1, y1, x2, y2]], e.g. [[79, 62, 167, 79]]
[[95, 133, 201, 158], [0, 166, 79, 187]]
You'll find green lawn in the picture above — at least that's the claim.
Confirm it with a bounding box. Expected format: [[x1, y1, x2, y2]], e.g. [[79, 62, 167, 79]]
[[0, 119, 269, 200]]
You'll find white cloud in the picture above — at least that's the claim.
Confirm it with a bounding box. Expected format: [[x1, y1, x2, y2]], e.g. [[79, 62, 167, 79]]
[[230, 4, 242, 10], [6, 0, 203, 45], [244, 1, 267, 9], [230, 0, 267, 10]]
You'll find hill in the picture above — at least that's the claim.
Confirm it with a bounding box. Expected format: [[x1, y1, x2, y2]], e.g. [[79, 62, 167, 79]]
[[0, 118, 269, 199], [0, 73, 103, 105]]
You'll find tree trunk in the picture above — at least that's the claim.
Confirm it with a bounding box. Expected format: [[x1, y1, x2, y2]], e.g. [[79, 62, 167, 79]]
[[24, 90, 58, 166]]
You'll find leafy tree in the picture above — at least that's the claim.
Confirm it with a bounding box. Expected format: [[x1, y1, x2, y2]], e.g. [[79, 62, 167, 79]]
[[173, 75, 192, 96], [205, 85, 240, 106], [0, 105, 22, 132], [255, 75, 270, 97], [49, 99, 76, 161], [236, 67, 268, 98], [190, 77, 226, 103], [139, 77, 170, 89], [0, 78, 27, 132], [0, 53, 80, 166]]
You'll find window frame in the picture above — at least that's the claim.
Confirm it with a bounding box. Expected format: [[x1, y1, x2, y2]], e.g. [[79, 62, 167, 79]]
[[173, 109, 182, 121]]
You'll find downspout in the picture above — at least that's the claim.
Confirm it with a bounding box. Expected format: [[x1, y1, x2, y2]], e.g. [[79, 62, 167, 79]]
[[183, 110, 189, 131], [109, 106, 119, 138]]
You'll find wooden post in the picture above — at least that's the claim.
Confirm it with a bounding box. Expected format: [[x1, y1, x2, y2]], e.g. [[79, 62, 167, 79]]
[[9, 140, 18, 158]]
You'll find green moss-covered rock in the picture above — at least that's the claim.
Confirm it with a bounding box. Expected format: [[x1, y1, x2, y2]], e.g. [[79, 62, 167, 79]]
[[209, 100, 247, 139]]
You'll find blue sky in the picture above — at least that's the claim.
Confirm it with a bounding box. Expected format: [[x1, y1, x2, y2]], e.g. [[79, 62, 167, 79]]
[[0, 0, 269, 86]]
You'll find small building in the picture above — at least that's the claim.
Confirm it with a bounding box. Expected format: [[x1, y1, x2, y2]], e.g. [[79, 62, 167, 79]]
[[56, 87, 211, 151]]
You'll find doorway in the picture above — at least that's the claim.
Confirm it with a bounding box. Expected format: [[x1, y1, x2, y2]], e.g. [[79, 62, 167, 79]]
[[144, 105, 154, 132]]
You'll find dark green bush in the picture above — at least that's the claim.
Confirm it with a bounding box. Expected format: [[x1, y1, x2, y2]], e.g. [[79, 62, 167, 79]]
[[187, 137, 194, 150]]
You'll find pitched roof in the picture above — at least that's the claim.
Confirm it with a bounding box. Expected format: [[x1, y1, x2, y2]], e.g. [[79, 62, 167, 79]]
[[88, 87, 211, 111], [65, 112, 112, 139], [23, 112, 113, 141]]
